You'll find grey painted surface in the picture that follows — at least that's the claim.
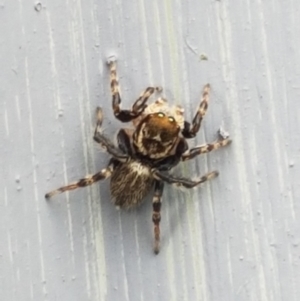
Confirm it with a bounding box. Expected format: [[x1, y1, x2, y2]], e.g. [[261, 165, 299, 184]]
[[1, 0, 300, 300]]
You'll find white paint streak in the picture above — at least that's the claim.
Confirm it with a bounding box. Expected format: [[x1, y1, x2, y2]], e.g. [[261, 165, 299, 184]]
[[7, 231, 13, 263], [216, 2, 280, 301], [139, 0, 153, 83], [134, 219, 144, 301], [118, 212, 130, 301], [46, 12, 62, 113], [174, 196, 188, 301], [215, 3, 268, 301], [46, 11, 75, 266], [153, 1, 166, 88], [163, 0, 181, 101], [66, 192, 75, 266], [83, 224, 91, 299], [186, 197, 208, 301], [256, 0, 284, 299], [15, 95, 21, 122], [226, 241, 233, 289], [26, 241, 34, 300], [25, 57, 47, 298], [65, 0, 107, 297], [4, 103, 9, 136], [4, 187, 8, 207], [258, 0, 295, 222], [93, 206, 107, 300], [256, 0, 285, 193], [164, 190, 177, 301]]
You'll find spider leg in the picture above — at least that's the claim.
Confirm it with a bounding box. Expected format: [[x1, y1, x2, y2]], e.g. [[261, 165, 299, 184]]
[[182, 84, 210, 138], [131, 86, 162, 116], [152, 169, 219, 188], [93, 107, 129, 163], [116, 129, 133, 155], [182, 138, 232, 161], [45, 165, 114, 199], [108, 60, 161, 122], [152, 180, 164, 254]]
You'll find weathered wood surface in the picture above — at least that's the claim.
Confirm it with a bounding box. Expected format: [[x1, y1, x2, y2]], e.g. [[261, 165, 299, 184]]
[[1, 0, 299, 300]]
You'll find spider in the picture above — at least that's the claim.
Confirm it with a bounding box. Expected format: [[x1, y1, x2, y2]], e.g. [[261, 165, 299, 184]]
[[45, 58, 231, 254]]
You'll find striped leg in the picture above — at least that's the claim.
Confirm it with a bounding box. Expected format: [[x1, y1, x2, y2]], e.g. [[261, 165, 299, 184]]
[[93, 107, 129, 162], [45, 165, 113, 199], [182, 84, 210, 138], [132, 86, 162, 115], [152, 180, 164, 254], [181, 138, 232, 161], [153, 170, 219, 188], [108, 59, 160, 122]]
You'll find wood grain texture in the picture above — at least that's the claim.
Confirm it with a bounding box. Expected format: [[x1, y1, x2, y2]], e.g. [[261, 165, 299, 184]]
[[1, 0, 300, 300]]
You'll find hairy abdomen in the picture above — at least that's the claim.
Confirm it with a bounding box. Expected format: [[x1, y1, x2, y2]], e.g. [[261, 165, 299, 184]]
[[110, 161, 153, 209]]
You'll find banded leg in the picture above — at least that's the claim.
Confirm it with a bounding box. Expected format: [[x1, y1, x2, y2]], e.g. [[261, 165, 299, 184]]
[[108, 60, 160, 122], [152, 180, 164, 254], [45, 165, 114, 199], [152, 169, 219, 188], [182, 84, 210, 138], [182, 138, 232, 161], [93, 107, 129, 162], [132, 86, 162, 116]]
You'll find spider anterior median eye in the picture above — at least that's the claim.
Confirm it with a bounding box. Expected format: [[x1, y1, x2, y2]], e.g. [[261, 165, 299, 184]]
[[157, 112, 165, 117], [168, 117, 175, 122]]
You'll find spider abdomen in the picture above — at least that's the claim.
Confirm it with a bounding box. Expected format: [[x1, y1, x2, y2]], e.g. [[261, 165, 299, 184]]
[[110, 161, 154, 209]]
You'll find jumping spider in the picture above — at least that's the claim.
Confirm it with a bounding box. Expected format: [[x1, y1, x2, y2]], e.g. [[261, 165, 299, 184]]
[[45, 59, 231, 254]]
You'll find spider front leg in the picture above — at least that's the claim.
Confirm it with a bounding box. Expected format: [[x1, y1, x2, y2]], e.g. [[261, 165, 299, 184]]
[[152, 169, 219, 188], [108, 59, 161, 122], [152, 180, 164, 254], [182, 84, 210, 138], [45, 164, 114, 199]]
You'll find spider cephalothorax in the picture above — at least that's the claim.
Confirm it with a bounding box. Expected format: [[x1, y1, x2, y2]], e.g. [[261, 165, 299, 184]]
[[45, 58, 231, 254], [133, 112, 180, 159]]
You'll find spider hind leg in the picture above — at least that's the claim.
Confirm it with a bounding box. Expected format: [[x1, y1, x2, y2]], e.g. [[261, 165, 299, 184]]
[[152, 180, 164, 254], [153, 169, 219, 188], [45, 166, 113, 199]]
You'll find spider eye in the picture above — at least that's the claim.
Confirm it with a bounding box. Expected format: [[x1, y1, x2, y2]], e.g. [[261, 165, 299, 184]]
[[157, 112, 165, 118], [168, 116, 175, 122]]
